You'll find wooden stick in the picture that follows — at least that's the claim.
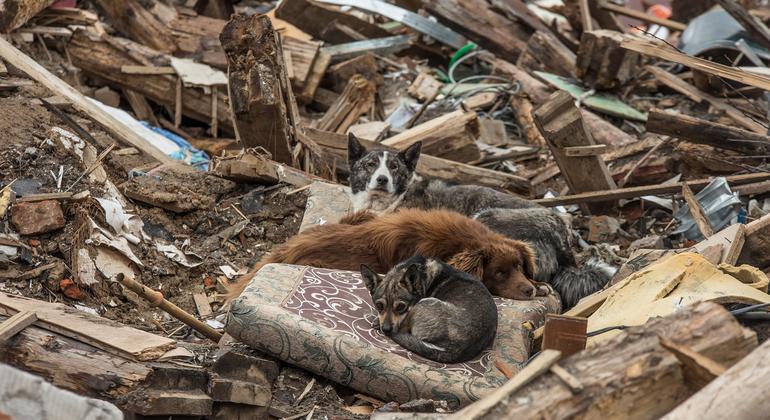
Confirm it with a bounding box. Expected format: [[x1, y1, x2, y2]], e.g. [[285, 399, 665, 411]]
[[646, 66, 766, 133], [598, 1, 687, 31], [622, 38, 770, 92], [116, 274, 223, 342], [450, 350, 562, 419], [682, 182, 715, 238], [175, 77, 183, 128], [618, 138, 666, 187], [0, 37, 172, 164], [210, 85, 218, 137], [66, 143, 116, 191], [17, 192, 73, 202], [0, 311, 37, 343], [534, 172, 770, 206], [579, 0, 593, 32]]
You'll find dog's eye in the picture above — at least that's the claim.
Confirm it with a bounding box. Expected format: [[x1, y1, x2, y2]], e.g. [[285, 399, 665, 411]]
[[496, 270, 507, 279], [394, 302, 407, 313], [388, 161, 398, 170], [375, 301, 385, 312], [366, 160, 377, 169]]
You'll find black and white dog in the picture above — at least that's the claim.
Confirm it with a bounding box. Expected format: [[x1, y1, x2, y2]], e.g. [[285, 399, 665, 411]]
[[346, 133, 617, 308], [348, 134, 535, 215]]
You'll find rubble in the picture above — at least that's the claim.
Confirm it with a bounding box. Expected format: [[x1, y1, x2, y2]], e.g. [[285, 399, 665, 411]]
[[0, 0, 769, 418]]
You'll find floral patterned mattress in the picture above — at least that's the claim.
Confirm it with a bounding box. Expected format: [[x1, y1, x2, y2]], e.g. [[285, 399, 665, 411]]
[[226, 264, 560, 407]]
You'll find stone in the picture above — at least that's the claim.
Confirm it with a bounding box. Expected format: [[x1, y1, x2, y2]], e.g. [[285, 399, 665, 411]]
[[627, 235, 665, 254], [399, 399, 437, 413], [94, 86, 121, 108], [587, 215, 621, 243], [11, 200, 66, 235]]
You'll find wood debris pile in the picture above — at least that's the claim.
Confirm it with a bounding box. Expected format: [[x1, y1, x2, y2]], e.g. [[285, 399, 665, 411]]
[[0, 0, 770, 418]]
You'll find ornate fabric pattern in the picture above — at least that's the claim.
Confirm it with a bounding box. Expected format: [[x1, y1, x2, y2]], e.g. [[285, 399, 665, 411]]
[[282, 267, 495, 376]]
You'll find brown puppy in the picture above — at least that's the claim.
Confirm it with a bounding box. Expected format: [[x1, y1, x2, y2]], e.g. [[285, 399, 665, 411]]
[[228, 209, 539, 301]]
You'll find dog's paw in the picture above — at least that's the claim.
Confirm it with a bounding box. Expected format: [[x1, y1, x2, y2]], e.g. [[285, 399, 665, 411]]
[[534, 282, 555, 297]]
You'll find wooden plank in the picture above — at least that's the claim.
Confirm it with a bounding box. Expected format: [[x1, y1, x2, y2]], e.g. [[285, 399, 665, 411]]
[[0, 311, 36, 343], [576, 30, 643, 90], [0, 36, 174, 164], [621, 37, 770, 92], [450, 350, 562, 419], [533, 90, 616, 213], [16, 192, 74, 202], [321, 35, 412, 62], [0, 293, 176, 361], [282, 36, 320, 86], [275, 0, 391, 44], [0, 0, 57, 32], [192, 293, 213, 319], [646, 109, 770, 155], [313, 74, 375, 134], [659, 338, 726, 389], [381, 110, 482, 163], [598, 0, 687, 31], [91, 0, 177, 53], [534, 173, 770, 206], [541, 315, 587, 358], [564, 144, 606, 156], [578, 0, 593, 32], [121, 65, 176, 75], [646, 66, 767, 133], [661, 339, 770, 420], [682, 182, 715, 238]]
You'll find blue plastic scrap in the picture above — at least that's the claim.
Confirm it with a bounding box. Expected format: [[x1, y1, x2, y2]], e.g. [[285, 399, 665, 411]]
[[139, 122, 210, 171]]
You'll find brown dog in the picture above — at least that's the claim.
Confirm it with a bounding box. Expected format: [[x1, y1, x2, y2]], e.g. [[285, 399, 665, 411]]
[[228, 209, 541, 301]]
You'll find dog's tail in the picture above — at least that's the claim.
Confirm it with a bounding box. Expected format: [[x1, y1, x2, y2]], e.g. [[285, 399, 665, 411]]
[[550, 258, 617, 309], [224, 262, 266, 303]]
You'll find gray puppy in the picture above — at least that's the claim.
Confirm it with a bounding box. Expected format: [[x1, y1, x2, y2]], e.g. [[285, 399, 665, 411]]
[[361, 255, 498, 364]]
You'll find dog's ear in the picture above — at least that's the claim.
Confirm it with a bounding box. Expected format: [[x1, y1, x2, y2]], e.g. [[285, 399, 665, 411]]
[[348, 133, 366, 165], [518, 242, 538, 279], [448, 250, 485, 279], [399, 141, 422, 172], [401, 262, 425, 295], [360, 264, 381, 293]]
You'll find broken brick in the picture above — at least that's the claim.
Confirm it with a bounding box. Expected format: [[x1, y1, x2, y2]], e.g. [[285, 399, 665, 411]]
[[11, 200, 66, 236], [60, 278, 84, 300]]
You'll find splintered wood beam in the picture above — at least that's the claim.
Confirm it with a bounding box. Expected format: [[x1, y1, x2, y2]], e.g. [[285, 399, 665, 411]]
[[682, 182, 715, 238], [382, 110, 482, 163], [220, 14, 298, 164], [533, 90, 616, 213], [91, 0, 177, 53], [646, 109, 770, 155], [0, 35, 173, 164], [577, 30, 643, 90], [661, 339, 770, 420], [0, 0, 57, 33], [534, 172, 770, 206], [622, 38, 770, 91], [646, 66, 767, 133], [517, 31, 577, 78], [424, 0, 531, 62], [275, 0, 391, 44], [454, 302, 756, 420], [598, 1, 687, 31], [313, 74, 375, 134], [578, 0, 593, 32]]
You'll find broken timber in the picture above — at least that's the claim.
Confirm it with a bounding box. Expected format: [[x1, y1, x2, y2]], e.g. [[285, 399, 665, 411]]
[[576, 30, 643, 90], [91, 0, 177, 53], [0, 0, 57, 32], [534, 172, 770, 206], [68, 31, 231, 135], [454, 302, 755, 420], [533, 90, 616, 213], [0, 34, 173, 164], [314, 74, 376, 134], [381, 109, 482, 163], [275, 0, 391, 44], [220, 14, 299, 164], [646, 109, 770, 155]]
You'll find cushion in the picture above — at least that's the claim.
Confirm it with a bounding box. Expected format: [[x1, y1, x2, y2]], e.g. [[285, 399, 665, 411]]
[[226, 264, 560, 407]]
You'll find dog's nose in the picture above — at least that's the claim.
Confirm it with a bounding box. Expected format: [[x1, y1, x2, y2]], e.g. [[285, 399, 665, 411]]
[[381, 323, 392, 335], [376, 175, 388, 186], [520, 284, 535, 298]]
